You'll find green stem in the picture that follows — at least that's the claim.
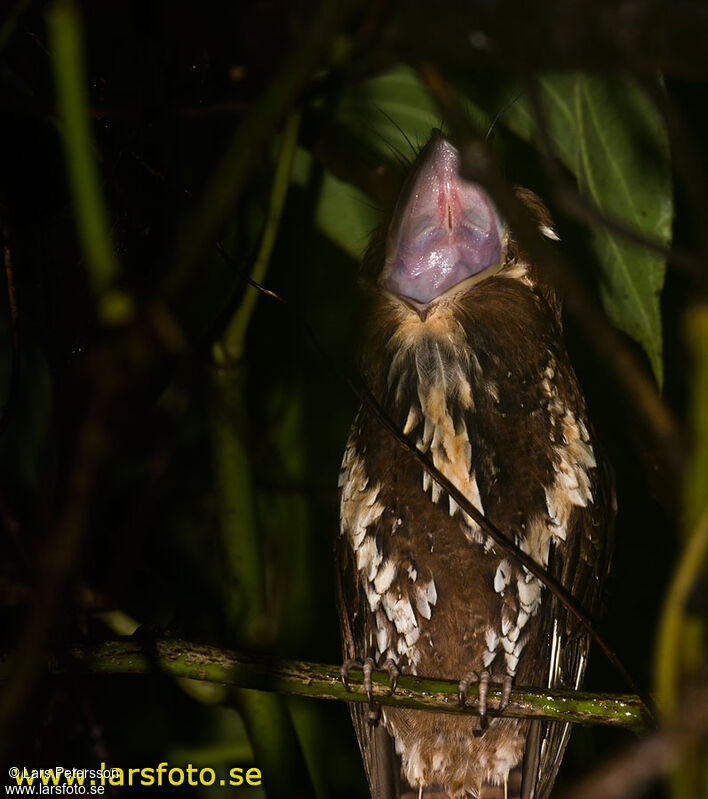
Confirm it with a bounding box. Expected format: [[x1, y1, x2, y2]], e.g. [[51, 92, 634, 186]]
[[218, 111, 301, 362], [683, 306, 708, 532], [209, 110, 301, 638], [231, 689, 316, 799], [48, 0, 132, 325], [654, 505, 708, 717], [209, 365, 265, 640], [54, 639, 651, 731], [656, 305, 708, 798]]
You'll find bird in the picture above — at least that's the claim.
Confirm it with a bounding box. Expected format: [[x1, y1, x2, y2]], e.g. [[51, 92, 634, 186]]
[[336, 130, 615, 799]]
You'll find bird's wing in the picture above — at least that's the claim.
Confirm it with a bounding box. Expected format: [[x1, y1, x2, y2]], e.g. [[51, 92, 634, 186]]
[[521, 447, 615, 799], [336, 519, 401, 799]]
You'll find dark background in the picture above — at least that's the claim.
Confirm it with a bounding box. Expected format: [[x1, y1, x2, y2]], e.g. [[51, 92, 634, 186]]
[[1, 1, 706, 797]]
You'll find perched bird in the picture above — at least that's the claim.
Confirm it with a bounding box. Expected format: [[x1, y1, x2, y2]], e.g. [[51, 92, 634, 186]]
[[336, 131, 614, 799]]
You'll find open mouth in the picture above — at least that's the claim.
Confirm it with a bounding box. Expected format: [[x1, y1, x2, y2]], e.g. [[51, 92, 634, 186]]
[[380, 132, 506, 310]]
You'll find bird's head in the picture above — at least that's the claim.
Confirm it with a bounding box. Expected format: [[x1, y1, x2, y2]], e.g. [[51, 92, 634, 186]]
[[366, 131, 558, 324], [377, 131, 507, 319]]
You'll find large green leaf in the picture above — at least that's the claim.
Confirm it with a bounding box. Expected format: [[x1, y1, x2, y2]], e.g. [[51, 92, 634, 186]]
[[501, 74, 672, 385], [336, 64, 444, 159], [292, 146, 378, 259], [575, 77, 671, 386]]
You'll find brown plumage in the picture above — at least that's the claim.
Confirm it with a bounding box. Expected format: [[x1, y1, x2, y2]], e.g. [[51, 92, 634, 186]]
[[336, 132, 615, 799]]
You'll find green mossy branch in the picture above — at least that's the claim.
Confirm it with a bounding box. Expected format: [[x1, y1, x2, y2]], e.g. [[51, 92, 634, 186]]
[[60, 639, 650, 732]]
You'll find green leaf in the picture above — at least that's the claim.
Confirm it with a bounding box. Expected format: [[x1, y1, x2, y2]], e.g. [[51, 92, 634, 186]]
[[292, 146, 378, 259], [503, 74, 672, 386], [336, 64, 444, 158], [315, 170, 378, 259]]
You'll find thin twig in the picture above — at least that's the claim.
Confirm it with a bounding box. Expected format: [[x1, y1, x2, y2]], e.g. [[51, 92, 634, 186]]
[[34, 638, 651, 731]]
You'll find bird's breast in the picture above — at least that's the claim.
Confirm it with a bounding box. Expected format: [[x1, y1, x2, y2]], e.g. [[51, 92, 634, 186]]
[[342, 286, 597, 683]]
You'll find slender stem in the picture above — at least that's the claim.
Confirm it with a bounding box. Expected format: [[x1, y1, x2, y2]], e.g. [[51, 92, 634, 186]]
[[48, 0, 132, 325], [654, 504, 708, 715], [218, 111, 301, 363], [683, 306, 708, 532], [656, 306, 708, 798], [53, 639, 651, 731], [209, 110, 301, 638]]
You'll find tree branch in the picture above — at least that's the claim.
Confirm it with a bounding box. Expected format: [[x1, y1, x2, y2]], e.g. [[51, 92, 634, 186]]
[[52, 639, 651, 731]]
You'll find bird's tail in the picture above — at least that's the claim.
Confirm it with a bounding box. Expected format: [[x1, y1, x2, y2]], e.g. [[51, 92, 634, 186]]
[[479, 765, 523, 799], [400, 764, 524, 799]]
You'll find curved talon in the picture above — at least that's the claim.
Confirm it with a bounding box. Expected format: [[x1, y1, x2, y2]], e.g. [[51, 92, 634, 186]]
[[382, 658, 400, 695], [458, 669, 479, 708], [341, 658, 362, 692], [484, 672, 514, 714], [340, 656, 400, 727], [459, 669, 512, 733]]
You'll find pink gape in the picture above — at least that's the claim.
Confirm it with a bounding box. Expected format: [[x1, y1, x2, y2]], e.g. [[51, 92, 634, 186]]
[[382, 135, 505, 305]]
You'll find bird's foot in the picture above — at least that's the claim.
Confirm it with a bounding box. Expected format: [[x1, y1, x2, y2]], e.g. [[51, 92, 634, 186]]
[[458, 670, 513, 735], [341, 657, 400, 725]]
